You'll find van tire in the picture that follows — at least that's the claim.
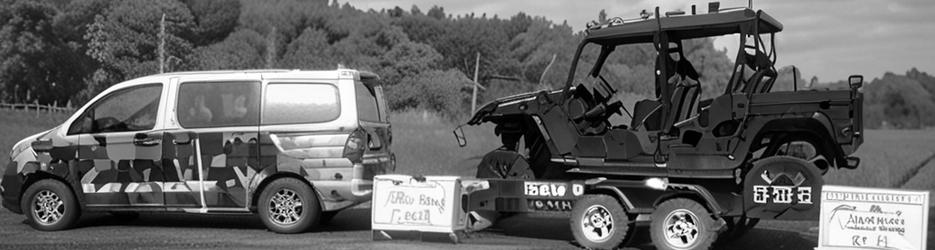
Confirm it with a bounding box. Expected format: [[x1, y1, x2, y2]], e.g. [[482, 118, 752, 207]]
[[257, 178, 321, 233], [21, 179, 80, 231]]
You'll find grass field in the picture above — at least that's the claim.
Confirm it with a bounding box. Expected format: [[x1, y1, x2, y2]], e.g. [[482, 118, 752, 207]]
[[2, 109, 934, 198], [0, 109, 70, 170]]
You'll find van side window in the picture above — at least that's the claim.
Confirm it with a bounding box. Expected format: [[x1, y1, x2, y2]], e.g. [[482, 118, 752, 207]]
[[355, 81, 381, 122], [68, 84, 162, 135], [263, 83, 340, 124], [177, 81, 260, 128]]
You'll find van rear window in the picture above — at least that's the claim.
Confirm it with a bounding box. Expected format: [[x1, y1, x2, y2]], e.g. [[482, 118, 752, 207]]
[[263, 83, 340, 124]]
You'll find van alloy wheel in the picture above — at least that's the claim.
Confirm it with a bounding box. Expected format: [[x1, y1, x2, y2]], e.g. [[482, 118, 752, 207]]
[[268, 188, 303, 225], [257, 178, 321, 233], [32, 190, 65, 226], [21, 179, 80, 231]]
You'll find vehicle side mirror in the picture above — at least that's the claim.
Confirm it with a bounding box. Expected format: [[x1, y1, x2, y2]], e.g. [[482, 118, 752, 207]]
[[848, 75, 863, 89], [453, 125, 467, 147], [31, 139, 53, 152]]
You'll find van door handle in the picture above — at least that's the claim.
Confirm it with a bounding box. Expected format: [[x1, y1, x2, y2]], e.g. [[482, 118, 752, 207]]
[[134, 133, 161, 146]]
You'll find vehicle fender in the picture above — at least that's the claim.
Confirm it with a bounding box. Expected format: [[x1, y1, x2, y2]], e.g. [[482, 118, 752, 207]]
[[748, 117, 846, 168], [656, 183, 726, 218], [586, 182, 666, 214]]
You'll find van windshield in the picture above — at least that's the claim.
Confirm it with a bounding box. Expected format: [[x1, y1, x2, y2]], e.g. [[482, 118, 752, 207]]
[[355, 81, 386, 122]]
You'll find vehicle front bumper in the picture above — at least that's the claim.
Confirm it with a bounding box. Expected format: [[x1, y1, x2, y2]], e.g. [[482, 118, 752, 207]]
[[1, 159, 23, 214]]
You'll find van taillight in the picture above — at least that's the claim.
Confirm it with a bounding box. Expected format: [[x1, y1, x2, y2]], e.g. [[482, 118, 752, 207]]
[[343, 129, 367, 163]]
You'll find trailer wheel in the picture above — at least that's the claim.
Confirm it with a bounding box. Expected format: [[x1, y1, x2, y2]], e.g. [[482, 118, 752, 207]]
[[570, 194, 630, 250], [651, 198, 717, 250]]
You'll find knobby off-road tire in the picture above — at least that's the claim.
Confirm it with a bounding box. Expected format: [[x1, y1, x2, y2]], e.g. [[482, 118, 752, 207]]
[[650, 198, 718, 250], [570, 194, 631, 250], [257, 178, 321, 233], [21, 179, 80, 231]]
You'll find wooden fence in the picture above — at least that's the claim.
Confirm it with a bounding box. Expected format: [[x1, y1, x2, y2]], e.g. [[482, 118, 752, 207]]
[[0, 102, 76, 115]]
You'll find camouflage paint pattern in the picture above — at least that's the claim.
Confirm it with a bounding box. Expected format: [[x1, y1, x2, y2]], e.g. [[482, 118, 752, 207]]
[[2, 70, 394, 215]]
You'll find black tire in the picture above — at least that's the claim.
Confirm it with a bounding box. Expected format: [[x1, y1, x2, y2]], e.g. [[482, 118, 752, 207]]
[[319, 211, 338, 225], [108, 211, 140, 221], [719, 216, 759, 242], [570, 194, 631, 250], [21, 179, 80, 231], [257, 178, 321, 233], [650, 198, 718, 250]]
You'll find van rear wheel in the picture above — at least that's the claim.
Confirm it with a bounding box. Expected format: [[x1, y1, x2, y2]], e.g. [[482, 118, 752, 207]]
[[257, 178, 321, 233]]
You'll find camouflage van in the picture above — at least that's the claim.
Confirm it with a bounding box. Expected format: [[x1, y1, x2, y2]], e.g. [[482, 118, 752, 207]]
[[1, 69, 395, 233]]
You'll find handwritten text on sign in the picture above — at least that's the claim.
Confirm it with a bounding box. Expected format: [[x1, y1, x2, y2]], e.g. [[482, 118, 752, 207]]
[[372, 178, 455, 228], [818, 185, 929, 250]]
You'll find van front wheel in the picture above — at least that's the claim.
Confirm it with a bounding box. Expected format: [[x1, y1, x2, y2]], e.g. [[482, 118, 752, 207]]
[[21, 179, 80, 231], [258, 178, 321, 233]]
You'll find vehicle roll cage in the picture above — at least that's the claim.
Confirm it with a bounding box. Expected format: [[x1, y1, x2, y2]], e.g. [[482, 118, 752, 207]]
[[561, 6, 782, 117]]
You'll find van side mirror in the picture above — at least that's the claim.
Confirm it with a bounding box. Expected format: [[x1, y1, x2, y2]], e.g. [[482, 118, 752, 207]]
[[453, 125, 467, 147], [848, 75, 863, 89]]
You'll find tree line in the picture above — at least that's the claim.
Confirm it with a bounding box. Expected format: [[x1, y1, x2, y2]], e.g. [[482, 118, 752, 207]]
[[0, 0, 929, 128]]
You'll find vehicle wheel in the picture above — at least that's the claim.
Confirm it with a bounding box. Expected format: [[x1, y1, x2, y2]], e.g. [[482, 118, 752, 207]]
[[651, 198, 718, 250], [319, 211, 338, 225], [21, 179, 80, 231], [108, 211, 140, 221], [257, 178, 321, 233], [570, 194, 631, 250]]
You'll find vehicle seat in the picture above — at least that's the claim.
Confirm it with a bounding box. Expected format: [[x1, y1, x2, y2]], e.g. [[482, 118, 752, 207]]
[[631, 99, 661, 131], [668, 79, 700, 127]]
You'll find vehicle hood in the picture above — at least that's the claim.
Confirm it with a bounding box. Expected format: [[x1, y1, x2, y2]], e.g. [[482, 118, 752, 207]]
[[10, 127, 56, 158]]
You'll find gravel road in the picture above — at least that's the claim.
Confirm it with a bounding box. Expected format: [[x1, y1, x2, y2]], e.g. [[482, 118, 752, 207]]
[[0, 201, 835, 250]]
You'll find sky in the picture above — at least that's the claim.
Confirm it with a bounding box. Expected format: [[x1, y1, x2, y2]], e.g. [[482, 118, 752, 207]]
[[347, 0, 935, 82]]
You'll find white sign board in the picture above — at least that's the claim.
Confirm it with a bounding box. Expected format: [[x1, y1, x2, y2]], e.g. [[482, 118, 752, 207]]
[[371, 175, 466, 234], [817, 185, 929, 250]]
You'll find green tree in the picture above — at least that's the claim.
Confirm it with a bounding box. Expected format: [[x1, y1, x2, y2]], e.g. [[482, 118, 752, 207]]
[[378, 40, 442, 87], [84, 0, 195, 96], [389, 69, 470, 118], [194, 29, 265, 70], [184, 0, 241, 46], [0, 0, 94, 105], [279, 28, 332, 69]]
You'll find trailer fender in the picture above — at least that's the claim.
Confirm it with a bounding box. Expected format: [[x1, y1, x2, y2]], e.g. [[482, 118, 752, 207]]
[[660, 183, 726, 218]]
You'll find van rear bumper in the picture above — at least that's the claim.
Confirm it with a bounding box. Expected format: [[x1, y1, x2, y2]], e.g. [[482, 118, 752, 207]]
[[310, 163, 374, 211]]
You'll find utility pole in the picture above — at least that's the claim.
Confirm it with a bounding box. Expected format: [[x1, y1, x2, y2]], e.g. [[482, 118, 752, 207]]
[[538, 54, 557, 90], [158, 13, 166, 73], [266, 26, 277, 68], [471, 52, 480, 114]]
